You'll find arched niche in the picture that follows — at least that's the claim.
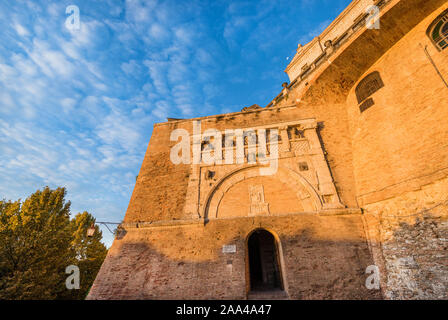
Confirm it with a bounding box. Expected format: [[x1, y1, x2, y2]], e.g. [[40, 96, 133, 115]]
[[427, 8, 448, 51], [202, 166, 322, 223]]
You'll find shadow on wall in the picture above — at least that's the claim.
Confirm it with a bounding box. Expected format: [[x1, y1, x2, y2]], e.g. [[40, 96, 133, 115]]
[[382, 215, 448, 300], [88, 221, 385, 300]]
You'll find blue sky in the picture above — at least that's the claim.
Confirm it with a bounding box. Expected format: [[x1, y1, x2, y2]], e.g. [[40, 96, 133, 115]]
[[0, 0, 351, 246]]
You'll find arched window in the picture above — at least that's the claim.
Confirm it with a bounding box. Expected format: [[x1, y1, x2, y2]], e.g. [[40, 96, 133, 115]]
[[427, 9, 448, 51], [355, 71, 384, 107]]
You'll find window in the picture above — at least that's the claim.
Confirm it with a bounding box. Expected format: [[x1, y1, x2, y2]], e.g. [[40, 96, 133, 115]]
[[288, 127, 305, 140], [359, 98, 375, 113], [299, 162, 309, 171], [266, 129, 281, 143], [247, 153, 256, 163], [355, 71, 384, 104], [205, 170, 215, 180], [427, 10, 448, 51]]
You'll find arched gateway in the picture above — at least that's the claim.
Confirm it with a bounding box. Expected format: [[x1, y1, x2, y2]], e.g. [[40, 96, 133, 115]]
[[247, 229, 284, 293]]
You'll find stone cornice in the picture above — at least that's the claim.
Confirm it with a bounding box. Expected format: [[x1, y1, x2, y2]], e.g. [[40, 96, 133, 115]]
[[284, 0, 391, 83], [155, 105, 297, 127], [121, 208, 362, 230], [285, 0, 369, 74]]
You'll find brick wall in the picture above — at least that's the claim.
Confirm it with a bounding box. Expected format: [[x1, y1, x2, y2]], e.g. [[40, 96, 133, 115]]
[[347, 4, 448, 299], [88, 214, 381, 299], [346, 3, 448, 205], [125, 103, 359, 223], [363, 176, 448, 299]]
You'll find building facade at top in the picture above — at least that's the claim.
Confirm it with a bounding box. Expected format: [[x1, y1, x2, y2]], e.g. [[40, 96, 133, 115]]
[[88, 0, 448, 300]]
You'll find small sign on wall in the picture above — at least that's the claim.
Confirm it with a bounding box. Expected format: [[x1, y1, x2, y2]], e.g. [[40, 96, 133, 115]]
[[222, 245, 236, 253]]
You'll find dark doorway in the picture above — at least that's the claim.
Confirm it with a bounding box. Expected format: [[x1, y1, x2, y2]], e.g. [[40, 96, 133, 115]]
[[248, 229, 283, 292]]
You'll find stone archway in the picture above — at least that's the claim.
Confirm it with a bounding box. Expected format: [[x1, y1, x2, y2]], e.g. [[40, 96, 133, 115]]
[[247, 229, 284, 292], [202, 166, 322, 222]]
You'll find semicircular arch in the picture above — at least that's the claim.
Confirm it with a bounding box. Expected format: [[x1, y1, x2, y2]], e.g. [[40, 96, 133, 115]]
[[203, 165, 322, 223]]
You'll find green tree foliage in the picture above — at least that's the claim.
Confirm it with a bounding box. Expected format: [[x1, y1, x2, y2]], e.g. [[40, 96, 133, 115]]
[[0, 187, 108, 300], [68, 211, 107, 300]]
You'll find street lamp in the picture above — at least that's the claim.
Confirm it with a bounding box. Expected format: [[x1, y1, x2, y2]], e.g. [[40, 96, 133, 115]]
[[86, 221, 122, 237], [87, 223, 96, 237]]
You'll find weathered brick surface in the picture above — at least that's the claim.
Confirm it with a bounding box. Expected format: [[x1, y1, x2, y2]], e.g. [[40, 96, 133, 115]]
[[346, 3, 448, 206], [89, 214, 381, 300], [363, 176, 448, 299], [125, 104, 358, 223]]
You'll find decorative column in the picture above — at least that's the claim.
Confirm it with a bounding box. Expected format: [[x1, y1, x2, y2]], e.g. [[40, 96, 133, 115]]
[[184, 130, 202, 219], [303, 121, 344, 209], [279, 125, 290, 152]]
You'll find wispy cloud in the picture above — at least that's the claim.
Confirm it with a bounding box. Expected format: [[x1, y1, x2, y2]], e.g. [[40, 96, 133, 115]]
[[0, 0, 352, 246]]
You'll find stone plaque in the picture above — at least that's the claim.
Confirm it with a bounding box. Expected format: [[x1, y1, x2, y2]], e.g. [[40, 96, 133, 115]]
[[222, 245, 236, 253]]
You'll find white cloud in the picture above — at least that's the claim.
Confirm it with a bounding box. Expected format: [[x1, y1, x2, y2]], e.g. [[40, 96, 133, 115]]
[[61, 97, 77, 113], [151, 100, 170, 120], [13, 22, 30, 37], [173, 26, 195, 44], [149, 23, 170, 42], [121, 59, 140, 75], [125, 0, 158, 19], [0, 91, 14, 111], [297, 19, 332, 46], [144, 60, 170, 95], [95, 108, 142, 152], [0, 0, 301, 247], [24, 39, 74, 78], [11, 54, 38, 76]]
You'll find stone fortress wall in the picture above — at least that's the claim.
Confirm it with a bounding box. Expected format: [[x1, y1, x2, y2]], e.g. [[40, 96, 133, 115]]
[[88, 0, 448, 300], [349, 5, 448, 298], [89, 105, 379, 299], [277, 0, 448, 299]]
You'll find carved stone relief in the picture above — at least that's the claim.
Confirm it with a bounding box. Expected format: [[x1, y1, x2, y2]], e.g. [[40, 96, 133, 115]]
[[249, 184, 270, 216], [184, 118, 344, 220]]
